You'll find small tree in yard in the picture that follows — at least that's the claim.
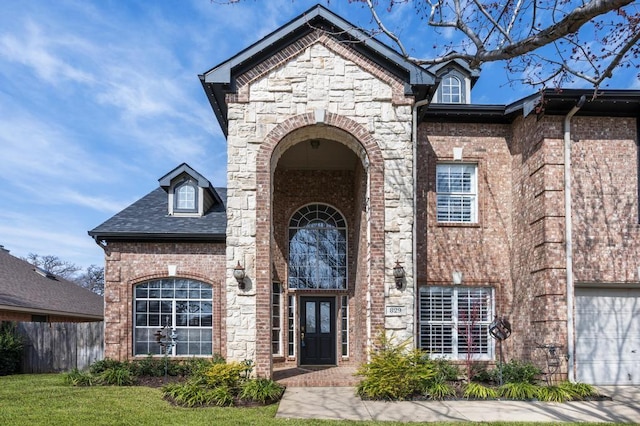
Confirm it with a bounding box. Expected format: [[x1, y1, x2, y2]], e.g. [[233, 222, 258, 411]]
[[0, 322, 24, 376], [457, 299, 488, 383]]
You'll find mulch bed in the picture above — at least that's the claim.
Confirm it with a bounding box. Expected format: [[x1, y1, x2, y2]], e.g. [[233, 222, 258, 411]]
[[136, 375, 187, 388]]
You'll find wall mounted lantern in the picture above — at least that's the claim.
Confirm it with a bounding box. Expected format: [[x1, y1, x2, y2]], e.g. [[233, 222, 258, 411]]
[[393, 261, 405, 289], [233, 261, 246, 290]]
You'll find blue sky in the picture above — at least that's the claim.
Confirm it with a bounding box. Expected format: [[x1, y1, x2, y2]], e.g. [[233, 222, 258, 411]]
[[0, 0, 637, 271]]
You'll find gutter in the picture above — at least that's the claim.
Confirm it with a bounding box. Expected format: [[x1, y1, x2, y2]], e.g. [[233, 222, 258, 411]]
[[564, 95, 585, 383]]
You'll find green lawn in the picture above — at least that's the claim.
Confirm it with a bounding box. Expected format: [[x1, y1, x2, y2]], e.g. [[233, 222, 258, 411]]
[[0, 374, 607, 426]]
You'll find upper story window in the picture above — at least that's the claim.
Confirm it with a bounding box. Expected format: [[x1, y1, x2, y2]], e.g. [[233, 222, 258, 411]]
[[436, 163, 478, 223], [175, 180, 197, 212], [288, 204, 347, 290], [441, 75, 462, 103]]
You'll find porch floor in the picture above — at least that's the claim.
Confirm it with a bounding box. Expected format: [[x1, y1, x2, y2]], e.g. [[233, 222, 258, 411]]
[[273, 365, 360, 387]]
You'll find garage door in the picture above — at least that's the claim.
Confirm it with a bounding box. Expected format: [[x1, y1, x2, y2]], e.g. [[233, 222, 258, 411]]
[[575, 287, 640, 385]]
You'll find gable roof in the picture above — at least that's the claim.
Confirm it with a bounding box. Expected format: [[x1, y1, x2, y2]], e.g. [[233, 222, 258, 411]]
[[0, 248, 103, 320], [88, 187, 227, 242], [158, 162, 223, 206], [200, 4, 437, 136]]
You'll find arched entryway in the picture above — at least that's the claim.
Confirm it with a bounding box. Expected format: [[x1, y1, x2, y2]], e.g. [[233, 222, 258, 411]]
[[254, 112, 385, 377]]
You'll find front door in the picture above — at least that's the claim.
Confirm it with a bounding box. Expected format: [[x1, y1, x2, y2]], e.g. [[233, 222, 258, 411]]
[[300, 297, 336, 365]]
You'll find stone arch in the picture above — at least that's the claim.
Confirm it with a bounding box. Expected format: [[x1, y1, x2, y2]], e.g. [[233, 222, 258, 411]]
[[254, 112, 386, 376]]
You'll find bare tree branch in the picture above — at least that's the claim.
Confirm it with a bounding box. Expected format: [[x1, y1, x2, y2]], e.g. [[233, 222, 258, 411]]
[[364, 0, 409, 57]]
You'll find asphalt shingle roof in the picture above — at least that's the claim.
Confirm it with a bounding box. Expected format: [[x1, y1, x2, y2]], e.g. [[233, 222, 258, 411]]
[[0, 249, 103, 319], [88, 187, 227, 241]]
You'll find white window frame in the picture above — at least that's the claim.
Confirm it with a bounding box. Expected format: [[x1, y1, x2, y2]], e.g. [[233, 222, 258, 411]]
[[441, 75, 462, 103], [175, 180, 197, 212], [436, 163, 478, 223], [340, 295, 349, 358], [272, 282, 282, 356], [419, 286, 494, 361], [133, 278, 213, 357], [288, 203, 348, 290], [287, 295, 296, 358]]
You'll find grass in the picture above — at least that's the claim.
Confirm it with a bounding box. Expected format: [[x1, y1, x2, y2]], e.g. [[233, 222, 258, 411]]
[[0, 374, 607, 426]]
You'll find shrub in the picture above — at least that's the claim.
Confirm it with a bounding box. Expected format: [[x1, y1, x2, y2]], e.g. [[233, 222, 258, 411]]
[[471, 365, 493, 383], [239, 378, 284, 404], [0, 322, 23, 376], [499, 382, 540, 400], [64, 368, 96, 386], [99, 366, 135, 386], [356, 334, 435, 400], [432, 357, 460, 381], [89, 358, 127, 375], [496, 360, 541, 384], [537, 385, 572, 402], [204, 362, 246, 389], [179, 357, 217, 377], [209, 385, 235, 407], [163, 382, 218, 408], [463, 382, 498, 399], [558, 381, 597, 400], [425, 380, 456, 400], [130, 355, 166, 377]]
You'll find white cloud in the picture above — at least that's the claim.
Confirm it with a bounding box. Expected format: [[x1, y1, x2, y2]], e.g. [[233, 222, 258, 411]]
[[0, 21, 94, 86]]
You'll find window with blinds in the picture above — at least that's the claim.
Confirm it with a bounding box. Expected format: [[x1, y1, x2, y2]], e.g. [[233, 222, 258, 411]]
[[419, 286, 493, 360], [436, 163, 477, 223]]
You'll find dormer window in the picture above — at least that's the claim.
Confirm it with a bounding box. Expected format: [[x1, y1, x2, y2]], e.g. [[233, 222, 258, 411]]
[[159, 163, 222, 217], [441, 75, 462, 103], [175, 180, 197, 212]]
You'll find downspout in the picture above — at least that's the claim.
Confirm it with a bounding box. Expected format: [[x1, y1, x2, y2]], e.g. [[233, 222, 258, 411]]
[[564, 95, 585, 383], [413, 97, 431, 347]]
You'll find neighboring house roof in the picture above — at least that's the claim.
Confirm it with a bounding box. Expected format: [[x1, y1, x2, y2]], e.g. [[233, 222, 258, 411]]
[[0, 248, 103, 320], [200, 3, 437, 136], [421, 89, 640, 123], [88, 187, 227, 242]]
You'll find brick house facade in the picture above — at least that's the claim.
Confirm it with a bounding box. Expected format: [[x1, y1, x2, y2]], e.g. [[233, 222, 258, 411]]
[[90, 5, 640, 385]]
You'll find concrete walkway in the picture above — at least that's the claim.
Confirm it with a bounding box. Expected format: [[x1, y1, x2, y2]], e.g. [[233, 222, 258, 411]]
[[276, 386, 640, 423]]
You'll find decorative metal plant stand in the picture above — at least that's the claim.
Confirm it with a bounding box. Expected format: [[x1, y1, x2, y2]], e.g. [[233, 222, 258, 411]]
[[536, 343, 563, 385], [154, 325, 177, 383], [489, 315, 512, 385]]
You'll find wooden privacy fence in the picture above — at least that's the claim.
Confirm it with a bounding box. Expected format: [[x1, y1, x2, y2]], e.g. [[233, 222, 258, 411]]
[[17, 321, 104, 373]]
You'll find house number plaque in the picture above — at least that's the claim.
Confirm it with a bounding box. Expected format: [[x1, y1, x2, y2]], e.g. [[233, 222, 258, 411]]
[[385, 305, 406, 316]]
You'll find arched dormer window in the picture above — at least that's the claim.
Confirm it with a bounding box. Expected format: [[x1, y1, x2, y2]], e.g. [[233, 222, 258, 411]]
[[441, 75, 462, 103], [175, 180, 197, 212], [288, 204, 347, 289]]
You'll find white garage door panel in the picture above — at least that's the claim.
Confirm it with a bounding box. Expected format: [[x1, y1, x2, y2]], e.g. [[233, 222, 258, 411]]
[[576, 360, 637, 386], [575, 336, 639, 361], [575, 288, 640, 385]]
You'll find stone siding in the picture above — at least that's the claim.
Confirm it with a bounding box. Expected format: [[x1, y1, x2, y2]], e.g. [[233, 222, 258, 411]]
[[226, 30, 416, 375]]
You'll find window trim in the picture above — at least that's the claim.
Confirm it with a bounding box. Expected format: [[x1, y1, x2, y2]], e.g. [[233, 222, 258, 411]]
[[436, 163, 478, 224], [419, 286, 494, 361], [288, 203, 348, 290], [441, 75, 463, 104], [287, 295, 296, 358], [133, 278, 213, 357], [340, 295, 349, 358], [271, 282, 282, 356], [174, 179, 198, 213]]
